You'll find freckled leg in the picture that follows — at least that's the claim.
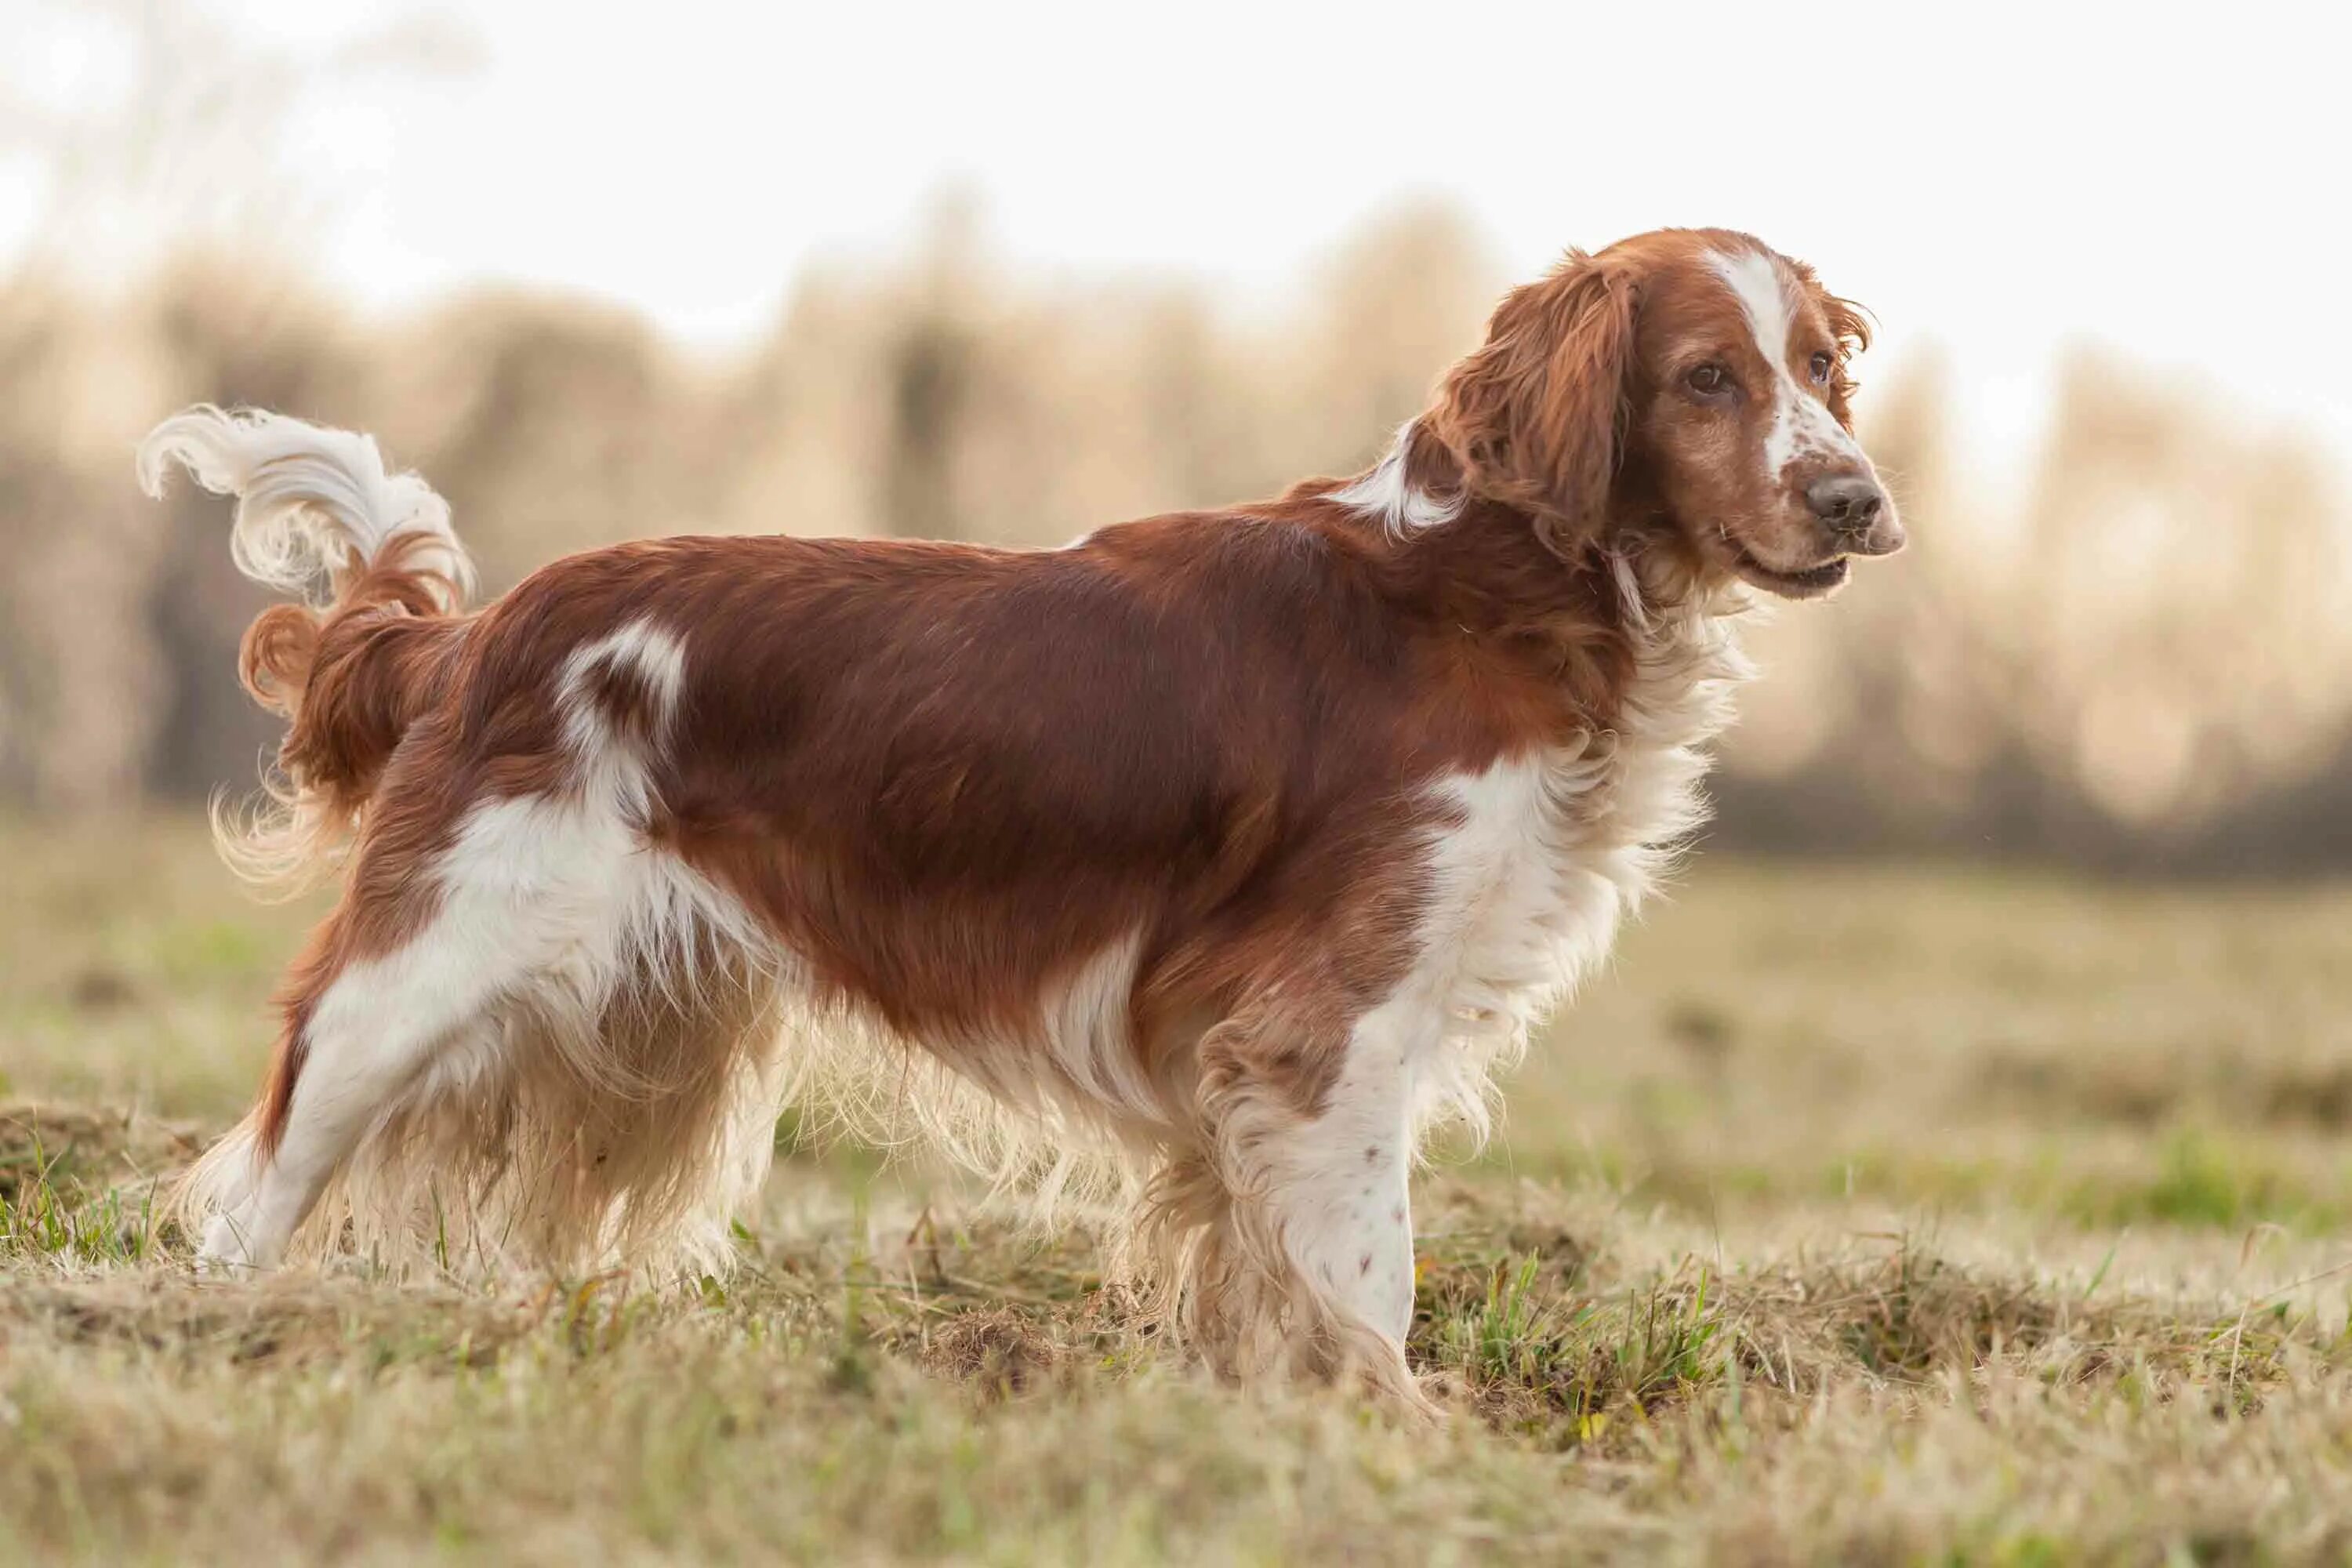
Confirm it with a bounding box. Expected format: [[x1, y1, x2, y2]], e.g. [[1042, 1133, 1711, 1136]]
[[1261, 994, 1428, 1346], [1188, 989, 1436, 1396]]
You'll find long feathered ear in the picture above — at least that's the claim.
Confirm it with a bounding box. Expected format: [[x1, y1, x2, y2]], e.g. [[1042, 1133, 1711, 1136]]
[[1424, 251, 1637, 554]]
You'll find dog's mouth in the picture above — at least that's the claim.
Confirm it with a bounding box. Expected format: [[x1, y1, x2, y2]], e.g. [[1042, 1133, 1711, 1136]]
[[1727, 543, 1850, 600]]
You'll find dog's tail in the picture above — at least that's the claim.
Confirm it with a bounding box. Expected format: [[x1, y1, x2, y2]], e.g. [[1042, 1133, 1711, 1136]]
[[140, 406, 477, 895]]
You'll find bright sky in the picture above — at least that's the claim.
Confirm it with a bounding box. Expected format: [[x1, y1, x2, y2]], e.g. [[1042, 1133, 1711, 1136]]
[[5, 0, 2346, 482]]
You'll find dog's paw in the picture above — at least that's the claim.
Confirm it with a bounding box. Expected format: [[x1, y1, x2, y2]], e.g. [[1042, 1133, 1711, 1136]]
[[194, 1213, 267, 1276]]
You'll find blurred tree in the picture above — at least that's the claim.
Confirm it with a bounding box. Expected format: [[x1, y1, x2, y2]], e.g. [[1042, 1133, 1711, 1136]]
[[2016, 352, 2352, 843], [140, 260, 361, 802], [0, 1, 474, 811], [1301, 199, 1501, 473], [882, 192, 986, 543], [408, 294, 693, 585]]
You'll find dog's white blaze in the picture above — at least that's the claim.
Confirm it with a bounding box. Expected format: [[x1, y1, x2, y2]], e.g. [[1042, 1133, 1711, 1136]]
[[1328, 420, 1466, 534], [1709, 248, 1864, 481]]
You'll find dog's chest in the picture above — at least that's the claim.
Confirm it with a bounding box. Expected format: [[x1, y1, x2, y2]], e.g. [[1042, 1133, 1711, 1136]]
[[1410, 611, 1748, 1040]]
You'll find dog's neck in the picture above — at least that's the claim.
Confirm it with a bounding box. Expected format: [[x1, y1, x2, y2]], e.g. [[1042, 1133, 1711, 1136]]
[[1331, 435, 1750, 740]]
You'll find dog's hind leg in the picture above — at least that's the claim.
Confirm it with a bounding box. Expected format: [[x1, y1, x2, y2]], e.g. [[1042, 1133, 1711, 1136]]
[[195, 792, 653, 1272]]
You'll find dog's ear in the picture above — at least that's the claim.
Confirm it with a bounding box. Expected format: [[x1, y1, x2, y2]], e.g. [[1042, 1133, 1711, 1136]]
[[1425, 252, 1636, 554], [1817, 291, 1873, 430]]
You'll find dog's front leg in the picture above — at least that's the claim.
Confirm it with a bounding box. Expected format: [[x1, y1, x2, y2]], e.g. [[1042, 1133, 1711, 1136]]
[[1269, 1004, 1424, 1346], [1196, 989, 1436, 1399]]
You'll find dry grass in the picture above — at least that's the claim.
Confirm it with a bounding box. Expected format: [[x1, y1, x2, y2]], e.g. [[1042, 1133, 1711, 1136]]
[[6, 817, 2352, 1563]]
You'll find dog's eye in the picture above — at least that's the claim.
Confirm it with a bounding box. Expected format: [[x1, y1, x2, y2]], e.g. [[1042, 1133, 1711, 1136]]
[[1686, 364, 1732, 396], [1808, 351, 1835, 385]]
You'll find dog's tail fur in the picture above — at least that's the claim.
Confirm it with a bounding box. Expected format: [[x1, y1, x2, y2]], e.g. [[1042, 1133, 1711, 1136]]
[[139, 407, 477, 895]]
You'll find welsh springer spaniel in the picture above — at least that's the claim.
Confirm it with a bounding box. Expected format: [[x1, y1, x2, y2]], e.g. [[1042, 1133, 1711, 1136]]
[[143, 227, 1900, 1401]]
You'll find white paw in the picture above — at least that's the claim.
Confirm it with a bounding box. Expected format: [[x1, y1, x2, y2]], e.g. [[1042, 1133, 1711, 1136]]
[[195, 1213, 267, 1275]]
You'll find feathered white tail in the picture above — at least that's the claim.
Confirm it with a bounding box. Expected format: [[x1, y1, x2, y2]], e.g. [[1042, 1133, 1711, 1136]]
[[138, 405, 477, 897], [137, 405, 474, 610]]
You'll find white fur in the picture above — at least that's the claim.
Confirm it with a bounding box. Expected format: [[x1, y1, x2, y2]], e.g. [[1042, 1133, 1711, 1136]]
[[1708, 249, 1864, 482], [562, 622, 688, 735], [1014, 930, 1160, 1125], [558, 617, 691, 820], [1432, 579, 1744, 1116], [138, 405, 474, 611], [1328, 421, 1465, 534]]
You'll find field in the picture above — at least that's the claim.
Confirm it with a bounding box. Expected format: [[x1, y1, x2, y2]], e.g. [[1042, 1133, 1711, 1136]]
[[6, 818, 2352, 1564]]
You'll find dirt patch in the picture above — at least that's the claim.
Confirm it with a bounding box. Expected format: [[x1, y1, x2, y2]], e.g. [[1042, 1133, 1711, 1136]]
[[2, 1272, 561, 1372], [0, 1102, 206, 1201], [920, 1306, 1070, 1397]]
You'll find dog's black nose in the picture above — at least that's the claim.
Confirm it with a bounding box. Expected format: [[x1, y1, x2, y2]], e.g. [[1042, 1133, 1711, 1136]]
[[1806, 473, 1886, 535]]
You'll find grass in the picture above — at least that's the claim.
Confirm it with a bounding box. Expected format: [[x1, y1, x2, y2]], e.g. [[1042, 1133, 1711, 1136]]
[[6, 817, 2352, 1563]]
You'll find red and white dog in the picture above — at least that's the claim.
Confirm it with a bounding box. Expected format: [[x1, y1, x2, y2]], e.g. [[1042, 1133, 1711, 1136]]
[[147, 227, 1900, 1396]]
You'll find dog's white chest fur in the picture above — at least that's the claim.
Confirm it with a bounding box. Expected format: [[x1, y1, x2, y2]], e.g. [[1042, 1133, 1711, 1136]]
[[1397, 598, 1754, 1132]]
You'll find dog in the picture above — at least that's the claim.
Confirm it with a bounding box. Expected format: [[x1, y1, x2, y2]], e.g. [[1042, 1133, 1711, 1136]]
[[145, 226, 1900, 1399]]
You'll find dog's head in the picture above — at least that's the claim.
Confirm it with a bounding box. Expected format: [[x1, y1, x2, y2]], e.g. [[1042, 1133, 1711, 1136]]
[[1425, 227, 1902, 599]]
